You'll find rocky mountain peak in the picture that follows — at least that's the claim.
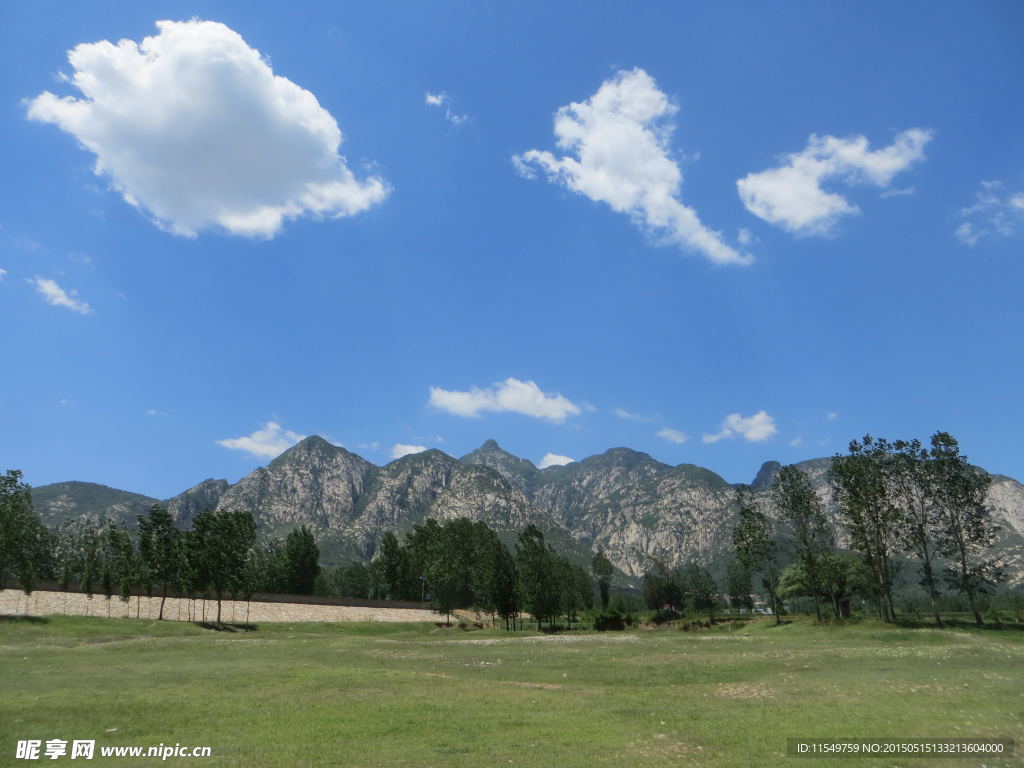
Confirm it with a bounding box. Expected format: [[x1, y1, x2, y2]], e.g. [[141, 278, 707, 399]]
[[750, 460, 782, 491], [461, 439, 540, 493]]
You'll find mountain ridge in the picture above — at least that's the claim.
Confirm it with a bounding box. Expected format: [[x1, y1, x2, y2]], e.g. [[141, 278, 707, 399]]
[[27, 436, 1024, 584]]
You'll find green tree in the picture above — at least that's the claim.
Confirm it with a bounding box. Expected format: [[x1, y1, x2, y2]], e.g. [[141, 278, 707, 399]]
[[377, 531, 411, 600], [725, 559, 753, 610], [679, 564, 719, 622], [591, 550, 614, 611], [779, 552, 869, 618], [330, 562, 371, 599], [885, 438, 945, 626], [731, 486, 782, 622], [0, 470, 49, 597], [516, 524, 560, 631], [643, 557, 682, 612], [929, 433, 1001, 625], [138, 505, 182, 621], [829, 436, 900, 622], [771, 465, 834, 622], [283, 525, 320, 595]]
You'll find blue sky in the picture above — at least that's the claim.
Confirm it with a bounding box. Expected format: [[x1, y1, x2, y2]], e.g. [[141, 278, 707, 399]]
[[2, 1, 1023, 498]]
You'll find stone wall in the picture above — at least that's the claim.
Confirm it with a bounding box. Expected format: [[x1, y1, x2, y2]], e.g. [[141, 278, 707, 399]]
[[0, 589, 440, 624]]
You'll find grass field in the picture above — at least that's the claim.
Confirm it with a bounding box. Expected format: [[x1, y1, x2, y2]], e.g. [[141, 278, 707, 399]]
[[1, 615, 1022, 767]]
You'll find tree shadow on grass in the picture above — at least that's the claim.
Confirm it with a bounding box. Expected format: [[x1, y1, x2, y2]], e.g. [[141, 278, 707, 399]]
[[893, 616, 1024, 633], [194, 622, 258, 632], [0, 615, 50, 624]]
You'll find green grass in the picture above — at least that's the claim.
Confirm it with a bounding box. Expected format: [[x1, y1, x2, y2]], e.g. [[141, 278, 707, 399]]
[[1, 615, 1022, 767]]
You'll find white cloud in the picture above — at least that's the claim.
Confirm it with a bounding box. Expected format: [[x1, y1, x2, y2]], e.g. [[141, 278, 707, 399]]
[[614, 408, 654, 422], [424, 91, 469, 126], [28, 277, 93, 314], [428, 377, 581, 423], [789, 437, 803, 447], [59, 398, 75, 406], [145, 409, 169, 416], [880, 186, 915, 198], [26, 19, 388, 238], [954, 181, 1024, 246], [737, 129, 931, 236], [538, 453, 574, 469], [391, 443, 428, 459], [702, 410, 778, 443], [513, 68, 751, 266], [656, 427, 688, 444], [217, 421, 305, 458], [826, 411, 838, 421], [0, 268, 6, 281]]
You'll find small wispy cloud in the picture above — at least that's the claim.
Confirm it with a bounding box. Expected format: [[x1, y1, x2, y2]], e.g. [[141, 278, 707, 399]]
[[656, 427, 688, 444], [615, 408, 654, 423], [826, 411, 838, 421], [789, 437, 803, 447], [28, 277, 93, 314], [880, 186, 915, 198], [217, 421, 305, 458], [955, 181, 1024, 246], [424, 91, 470, 126], [703, 410, 778, 443], [0, 268, 7, 281]]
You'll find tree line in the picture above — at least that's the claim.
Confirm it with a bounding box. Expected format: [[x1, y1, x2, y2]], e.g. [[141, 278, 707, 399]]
[[2, 472, 612, 629], [318, 519, 608, 630], [0, 475, 322, 623], [726, 431, 1005, 626]]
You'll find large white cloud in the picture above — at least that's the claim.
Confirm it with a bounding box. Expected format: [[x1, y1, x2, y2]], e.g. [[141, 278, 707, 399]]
[[702, 410, 778, 443], [954, 181, 1024, 246], [28, 277, 93, 314], [513, 68, 751, 266], [538, 452, 575, 469], [737, 129, 931, 236], [429, 377, 581, 423], [217, 421, 305, 458], [26, 20, 388, 238]]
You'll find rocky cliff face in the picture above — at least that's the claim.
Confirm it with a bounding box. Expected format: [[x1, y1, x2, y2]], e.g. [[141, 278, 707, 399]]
[[216, 436, 374, 528], [167, 478, 229, 528], [30, 437, 1024, 585]]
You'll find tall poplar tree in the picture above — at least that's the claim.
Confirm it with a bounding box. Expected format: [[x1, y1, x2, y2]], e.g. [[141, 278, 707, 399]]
[[771, 465, 834, 621], [732, 486, 782, 622], [929, 433, 1001, 625], [829, 436, 899, 622]]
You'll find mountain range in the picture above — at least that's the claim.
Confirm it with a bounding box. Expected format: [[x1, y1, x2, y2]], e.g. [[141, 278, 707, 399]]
[[28, 437, 1024, 586]]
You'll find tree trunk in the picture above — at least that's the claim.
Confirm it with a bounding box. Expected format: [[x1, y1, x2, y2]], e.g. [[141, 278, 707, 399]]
[[217, 596, 222, 623], [159, 586, 167, 620], [921, 549, 944, 628]]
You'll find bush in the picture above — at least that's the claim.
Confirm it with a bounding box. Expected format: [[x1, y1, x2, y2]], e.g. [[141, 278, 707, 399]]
[[593, 609, 635, 631], [652, 608, 681, 625]]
